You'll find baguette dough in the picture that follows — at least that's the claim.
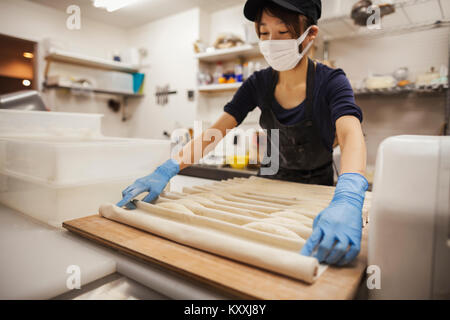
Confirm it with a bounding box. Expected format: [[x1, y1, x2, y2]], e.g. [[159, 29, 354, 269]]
[[271, 212, 314, 228], [244, 221, 301, 240], [272, 211, 313, 221], [99, 177, 359, 283], [156, 202, 194, 215], [135, 200, 304, 251], [261, 217, 312, 239], [99, 203, 319, 283], [188, 195, 270, 219]]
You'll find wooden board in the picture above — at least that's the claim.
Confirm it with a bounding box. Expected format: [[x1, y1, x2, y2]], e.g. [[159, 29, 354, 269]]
[[63, 214, 368, 300]]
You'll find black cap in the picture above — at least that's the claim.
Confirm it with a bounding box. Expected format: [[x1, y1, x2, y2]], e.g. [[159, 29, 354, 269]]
[[244, 0, 322, 24]]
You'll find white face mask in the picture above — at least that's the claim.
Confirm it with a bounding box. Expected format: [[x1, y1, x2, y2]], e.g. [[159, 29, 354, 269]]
[[259, 26, 314, 72]]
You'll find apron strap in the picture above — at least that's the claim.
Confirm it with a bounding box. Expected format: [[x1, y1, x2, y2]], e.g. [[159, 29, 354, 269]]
[[261, 69, 278, 110], [304, 58, 316, 121]]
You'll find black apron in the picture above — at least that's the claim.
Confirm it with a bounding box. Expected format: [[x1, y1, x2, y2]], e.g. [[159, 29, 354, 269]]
[[257, 58, 334, 186]]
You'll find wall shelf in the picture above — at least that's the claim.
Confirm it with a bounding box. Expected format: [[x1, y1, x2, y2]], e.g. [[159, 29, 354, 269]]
[[195, 44, 261, 63], [45, 48, 140, 73], [354, 84, 448, 97], [318, 0, 450, 42], [198, 82, 242, 92], [43, 83, 144, 98], [322, 20, 450, 42]]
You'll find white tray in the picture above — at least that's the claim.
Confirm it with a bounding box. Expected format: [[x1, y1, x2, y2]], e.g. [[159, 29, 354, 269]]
[[0, 170, 148, 227], [0, 136, 170, 185], [0, 109, 103, 137]]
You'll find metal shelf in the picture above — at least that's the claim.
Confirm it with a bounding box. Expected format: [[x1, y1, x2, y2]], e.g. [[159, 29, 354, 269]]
[[354, 84, 448, 96], [198, 82, 242, 92], [195, 44, 261, 63], [45, 48, 140, 73], [318, 0, 450, 41], [43, 83, 144, 98], [322, 19, 450, 41]]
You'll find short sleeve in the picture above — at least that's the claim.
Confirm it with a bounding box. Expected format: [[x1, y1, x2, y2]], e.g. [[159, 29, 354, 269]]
[[325, 69, 363, 124], [223, 72, 259, 126]]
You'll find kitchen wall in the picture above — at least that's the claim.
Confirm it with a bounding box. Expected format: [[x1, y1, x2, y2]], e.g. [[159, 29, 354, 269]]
[[197, 3, 266, 131], [124, 8, 200, 140], [0, 0, 130, 137], [330, 26, 448, 166], [358, 93, 446, 166], [330, 27, 448, 86]]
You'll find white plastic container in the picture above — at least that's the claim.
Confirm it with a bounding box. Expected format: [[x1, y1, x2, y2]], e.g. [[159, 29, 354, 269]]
[[0, 110, 103, 137], [97, 71, 133, 94], [0, 136, 170, 185], [0, 109, 172, 227], [0, 171, 143, 227], [368, 135, 450, 299]]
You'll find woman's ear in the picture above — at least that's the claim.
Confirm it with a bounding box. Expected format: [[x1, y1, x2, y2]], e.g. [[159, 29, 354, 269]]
[[308, 25, 319, 41]]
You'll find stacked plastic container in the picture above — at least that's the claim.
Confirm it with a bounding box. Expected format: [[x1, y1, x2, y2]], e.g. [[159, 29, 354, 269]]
[[0, 110, 171, 227]]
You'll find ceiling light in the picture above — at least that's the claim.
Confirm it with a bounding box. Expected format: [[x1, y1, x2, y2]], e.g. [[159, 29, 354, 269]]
[[23, 52, 34, 59], [93, 0, 140, 12], [22, 80, 31, 87]]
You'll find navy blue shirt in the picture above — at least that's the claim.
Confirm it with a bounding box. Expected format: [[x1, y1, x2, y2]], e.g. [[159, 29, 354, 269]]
[[223, 62, 363, 152]]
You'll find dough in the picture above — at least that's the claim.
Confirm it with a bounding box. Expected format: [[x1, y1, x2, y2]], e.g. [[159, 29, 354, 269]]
[[230, 191, 300, 206], [228, 176, 336, 201], [261, 217, 312, 239], [272, 211, 313, 222], [172, 199, 256, 225], [244, 221, 301, 240], [271, 211, 314, 228], [135, 200, 303, 251], [156, 202, 194, 215], [99, 202, 319, 283], [160, 192, 184, 200], [217, 192, 286, 209], [199, 194, 280, 214], [195, 192, 223, 201], [98, 178, 364, 283], [285, 204, 324, 219], [188, 195, 269, 219], [187, 195, 216, 205]]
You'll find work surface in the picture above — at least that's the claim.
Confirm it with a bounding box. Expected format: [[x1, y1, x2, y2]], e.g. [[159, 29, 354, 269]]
[[64, 215, 368, 300], [63, 177, 370, 300]]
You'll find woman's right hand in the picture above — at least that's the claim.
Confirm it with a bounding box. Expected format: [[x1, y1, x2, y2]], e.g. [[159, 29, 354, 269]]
[[116, 158, 180, 209]]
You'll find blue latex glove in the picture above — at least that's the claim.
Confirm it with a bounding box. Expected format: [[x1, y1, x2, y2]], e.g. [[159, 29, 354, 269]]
[[300, 173, 368, 266], [116, 159, 180, 209]]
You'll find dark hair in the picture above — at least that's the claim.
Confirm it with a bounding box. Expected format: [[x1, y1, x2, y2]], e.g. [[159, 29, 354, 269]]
[[254, 2, 314, 39]]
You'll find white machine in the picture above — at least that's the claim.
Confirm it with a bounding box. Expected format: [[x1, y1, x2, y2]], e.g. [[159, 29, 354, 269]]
[[368, 135, 450, 299]]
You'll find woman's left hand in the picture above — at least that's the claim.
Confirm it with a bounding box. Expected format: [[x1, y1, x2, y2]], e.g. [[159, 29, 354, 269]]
[[300, 173, 368, 266]]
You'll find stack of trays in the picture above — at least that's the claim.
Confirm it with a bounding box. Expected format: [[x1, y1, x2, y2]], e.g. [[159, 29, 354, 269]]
[[0, 110, 171, 227]]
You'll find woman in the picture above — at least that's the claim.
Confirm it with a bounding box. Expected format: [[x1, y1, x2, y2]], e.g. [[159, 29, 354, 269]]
[[117, 0, 369, 266]]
